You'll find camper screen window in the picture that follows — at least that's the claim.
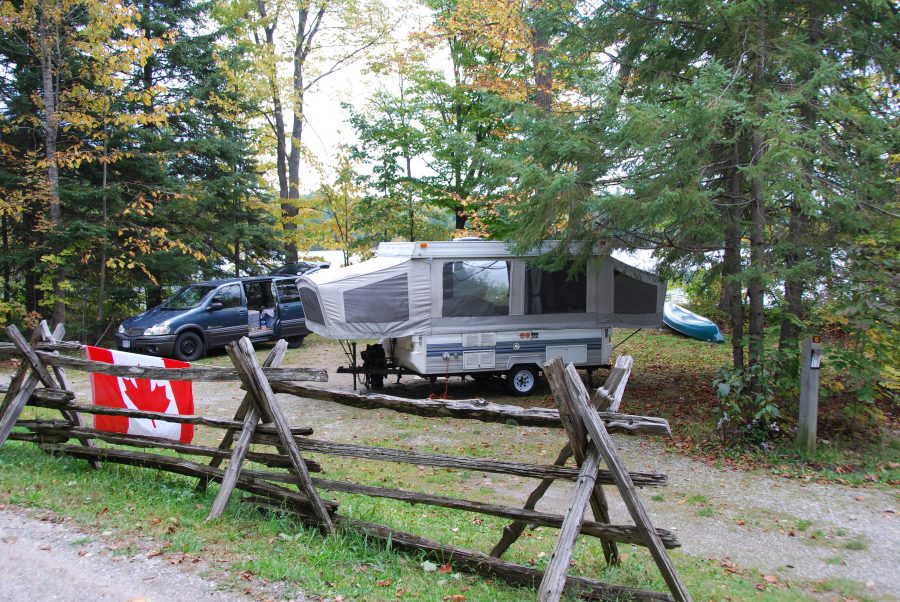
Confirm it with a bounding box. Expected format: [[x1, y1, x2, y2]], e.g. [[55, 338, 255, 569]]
[[344, 274, 410, 323], [614, 270, 658, 314], [442, 261, 510, 317], [525, 264, 587, 314]]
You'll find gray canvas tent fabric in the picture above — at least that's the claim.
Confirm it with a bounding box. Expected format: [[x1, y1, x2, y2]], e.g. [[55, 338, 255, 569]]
[[298, 243, 666, 340], [298, 256, 432, 339]]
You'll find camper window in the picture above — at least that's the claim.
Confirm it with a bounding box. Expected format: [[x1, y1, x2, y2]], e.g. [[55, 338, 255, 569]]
[[344, 274, 410, 323], [525, 264, 586, 314], [614, 269, 658, 314], [442, 261, 510, 317], [299, 288, 325, 324]]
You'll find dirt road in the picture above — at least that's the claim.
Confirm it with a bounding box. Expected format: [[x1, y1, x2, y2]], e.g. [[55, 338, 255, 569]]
[[0, 507, 297, 602]]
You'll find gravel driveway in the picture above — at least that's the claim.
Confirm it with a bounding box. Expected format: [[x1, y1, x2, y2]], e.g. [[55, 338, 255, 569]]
[[0, 507, 296, 602]]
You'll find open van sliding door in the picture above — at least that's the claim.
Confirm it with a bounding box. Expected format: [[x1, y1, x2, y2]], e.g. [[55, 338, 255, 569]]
[[274, 279, 307, 339]]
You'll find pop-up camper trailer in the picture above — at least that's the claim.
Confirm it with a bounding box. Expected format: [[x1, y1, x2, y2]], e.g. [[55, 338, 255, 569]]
[[297, 240, 665, 394]]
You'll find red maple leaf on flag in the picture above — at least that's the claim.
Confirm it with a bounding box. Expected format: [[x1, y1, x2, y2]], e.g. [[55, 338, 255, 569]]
[[122, 378, 172, 427]]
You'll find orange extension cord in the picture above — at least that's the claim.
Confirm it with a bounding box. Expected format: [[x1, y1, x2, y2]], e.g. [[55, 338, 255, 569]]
[[429, 361, 452, 400]]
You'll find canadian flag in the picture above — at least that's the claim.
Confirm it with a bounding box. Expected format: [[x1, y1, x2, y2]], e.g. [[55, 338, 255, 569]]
[[85, 346, 194, 443]]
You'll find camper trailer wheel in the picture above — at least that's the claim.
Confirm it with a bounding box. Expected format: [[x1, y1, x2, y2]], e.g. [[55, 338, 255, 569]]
[[506, 365, 537, 396]]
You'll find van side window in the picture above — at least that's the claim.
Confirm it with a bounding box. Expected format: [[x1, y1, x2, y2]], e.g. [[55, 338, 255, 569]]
[[525, 263, 587, 314], [213, 284, 242, 309], [276, 281, 301, 303], [442, 261, 510, 317]]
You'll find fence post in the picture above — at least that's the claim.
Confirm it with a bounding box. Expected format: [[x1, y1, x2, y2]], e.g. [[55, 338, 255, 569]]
[[797, 335, 822, 455]]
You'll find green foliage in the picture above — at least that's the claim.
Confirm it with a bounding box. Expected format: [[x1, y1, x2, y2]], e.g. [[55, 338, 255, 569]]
[[0, 0, 278, 336], [346, 8, 510, 235], [816, 224, 900, 422], [483, 0, 898, 438]]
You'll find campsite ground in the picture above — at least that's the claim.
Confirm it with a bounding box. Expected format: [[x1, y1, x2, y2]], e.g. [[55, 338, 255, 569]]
[[0, 331, 897, 601]]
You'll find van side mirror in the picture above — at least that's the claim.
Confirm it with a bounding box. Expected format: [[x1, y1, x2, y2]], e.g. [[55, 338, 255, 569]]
[[208, 302, 223, 312]]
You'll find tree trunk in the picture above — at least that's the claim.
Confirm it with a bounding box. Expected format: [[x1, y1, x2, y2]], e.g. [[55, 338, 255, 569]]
[[1, 209, 10, 322], [38, 6, 65, 327], [778, 2, 820, 356], [406, 155, 414, 241], [259, 2, 291, 258], [23, 207, 40, 313], [234, 239, 241, 278], [531, 4, 552, 111], [146, 268, 163, 309], [98, 135, 108, 324], [747, 9, 768, 393], [283, 8, 315, 264], [723, 135, 745, 371]]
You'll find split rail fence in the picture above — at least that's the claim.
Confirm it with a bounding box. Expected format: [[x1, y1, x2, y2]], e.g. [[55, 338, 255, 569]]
[[0, 321, 690, 601]]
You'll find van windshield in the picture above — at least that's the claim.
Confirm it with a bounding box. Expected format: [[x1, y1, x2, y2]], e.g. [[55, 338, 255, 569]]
[[161, 285, 216, 309]]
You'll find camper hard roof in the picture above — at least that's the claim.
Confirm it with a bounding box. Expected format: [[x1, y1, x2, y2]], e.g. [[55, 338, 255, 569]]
[[298, 240, 666, 340], [377, 240, 611, 260]]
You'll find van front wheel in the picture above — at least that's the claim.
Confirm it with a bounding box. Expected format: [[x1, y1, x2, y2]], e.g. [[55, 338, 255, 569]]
[[174, 332, 203, 362], [506, 365, 538, 396]]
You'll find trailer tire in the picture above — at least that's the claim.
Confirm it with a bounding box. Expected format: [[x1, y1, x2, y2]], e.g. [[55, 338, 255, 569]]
[[506, 365, 538, 396]]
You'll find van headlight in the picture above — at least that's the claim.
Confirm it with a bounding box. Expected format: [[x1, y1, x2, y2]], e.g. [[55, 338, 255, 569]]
[[144, 323, 170, 336], [117, 324, 124, 334]]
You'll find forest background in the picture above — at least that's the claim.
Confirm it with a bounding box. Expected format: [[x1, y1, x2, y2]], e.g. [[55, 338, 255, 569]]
[[0, 0, 896, 438]]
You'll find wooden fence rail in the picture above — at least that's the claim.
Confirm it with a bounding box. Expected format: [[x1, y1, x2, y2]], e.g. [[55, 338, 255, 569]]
[[0, 321, 687, 601]]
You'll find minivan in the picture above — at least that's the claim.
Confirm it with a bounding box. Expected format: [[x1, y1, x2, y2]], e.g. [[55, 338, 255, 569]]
[[115, 276, 310, 361]]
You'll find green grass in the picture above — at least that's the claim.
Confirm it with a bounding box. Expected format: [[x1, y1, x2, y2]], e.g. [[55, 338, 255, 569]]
[[0, 441, 817, 601], [813, 577, 878, 602], [842, 537, 869, 551], [3, 331, 891, 600]]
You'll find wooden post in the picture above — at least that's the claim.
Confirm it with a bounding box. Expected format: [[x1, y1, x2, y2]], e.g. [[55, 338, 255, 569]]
[[491, 355, 636, 560], [798, 335, 822, 455], [226, 337, 335, 534], [36, 322, 101, 469], [537, 445, 602, 601], [0, 325, 55, 446], [206, 340, 288, 518], [199, 342, 288, 493], [545, 360, 619, 566], [565, 363, 691, 602], [594, 355, 633, 412]]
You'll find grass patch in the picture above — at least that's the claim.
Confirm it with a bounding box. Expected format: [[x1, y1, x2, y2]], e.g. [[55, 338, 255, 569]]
[[69, 536, 93, 546], [842, 537, 869, 551], [696, 508, 717, 518], [813, 577, 877, 601], [0, 441, 815, 600]]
